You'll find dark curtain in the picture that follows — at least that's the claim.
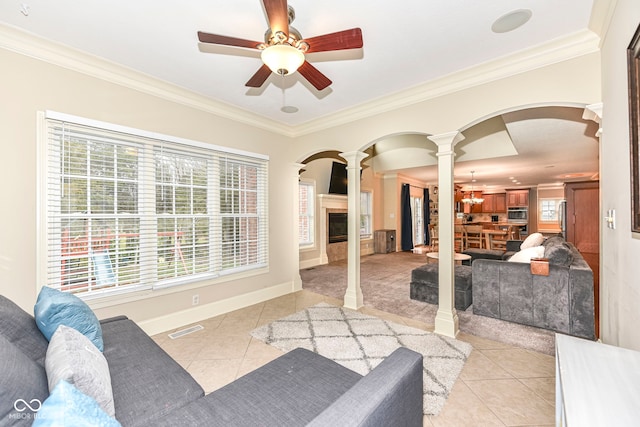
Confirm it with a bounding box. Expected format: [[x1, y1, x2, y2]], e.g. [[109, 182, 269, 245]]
[[424, 188, 430, 245], [401, 184, 413, 251]]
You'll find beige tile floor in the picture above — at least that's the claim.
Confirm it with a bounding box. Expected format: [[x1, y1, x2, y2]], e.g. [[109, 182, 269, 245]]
[[153, 290, 556, 426]]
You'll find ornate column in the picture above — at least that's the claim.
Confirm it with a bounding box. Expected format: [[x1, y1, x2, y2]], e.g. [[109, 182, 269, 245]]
[[291, 163, 306, 291], [428, 131, 465, 338], [339, 151, 369, 310]]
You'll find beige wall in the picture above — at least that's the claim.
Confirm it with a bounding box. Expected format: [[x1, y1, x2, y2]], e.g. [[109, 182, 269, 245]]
[[0, 47, 297, 332], [599, 0, 640, 350]]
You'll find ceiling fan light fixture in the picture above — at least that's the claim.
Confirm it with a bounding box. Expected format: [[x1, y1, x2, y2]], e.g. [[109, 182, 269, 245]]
[[261, 44, 305, 76]]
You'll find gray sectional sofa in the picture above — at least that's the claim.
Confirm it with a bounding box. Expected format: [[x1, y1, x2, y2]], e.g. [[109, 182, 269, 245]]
[[471, 235, 595, 339], [0, 295, 424, 426]]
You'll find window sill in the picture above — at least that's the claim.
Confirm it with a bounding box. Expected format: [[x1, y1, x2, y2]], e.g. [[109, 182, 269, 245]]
[[81, 266, 269, 311]]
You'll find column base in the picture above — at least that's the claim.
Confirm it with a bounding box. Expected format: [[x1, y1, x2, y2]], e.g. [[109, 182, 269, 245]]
[[343, 289, 363, 310], [434, 308, 460, 338]]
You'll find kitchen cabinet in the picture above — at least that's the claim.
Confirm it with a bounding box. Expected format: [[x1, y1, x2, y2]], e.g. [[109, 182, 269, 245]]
[[506, 189, 529, 207], [495, 193, 506, 212], [481, 193, 506, 213]]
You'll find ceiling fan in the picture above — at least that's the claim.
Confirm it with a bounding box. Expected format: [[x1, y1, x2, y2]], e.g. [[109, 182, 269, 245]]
[[197, 0, 363, 91]]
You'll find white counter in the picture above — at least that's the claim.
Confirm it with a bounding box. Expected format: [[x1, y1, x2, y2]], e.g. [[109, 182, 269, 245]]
[[555, 333, 640, 426]]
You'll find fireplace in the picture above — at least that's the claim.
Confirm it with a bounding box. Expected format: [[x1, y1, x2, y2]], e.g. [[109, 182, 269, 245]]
[[328, 212, 348, 243]]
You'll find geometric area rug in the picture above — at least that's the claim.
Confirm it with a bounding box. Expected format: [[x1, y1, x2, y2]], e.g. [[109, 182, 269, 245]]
[[250, 303, 472, 416]]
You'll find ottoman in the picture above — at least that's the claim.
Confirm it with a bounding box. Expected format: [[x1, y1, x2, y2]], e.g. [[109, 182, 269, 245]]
[[410, 264, 473, 310]]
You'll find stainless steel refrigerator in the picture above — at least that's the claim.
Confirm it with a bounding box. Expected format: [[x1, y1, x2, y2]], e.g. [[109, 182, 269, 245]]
[[558, 199, 567, 237]]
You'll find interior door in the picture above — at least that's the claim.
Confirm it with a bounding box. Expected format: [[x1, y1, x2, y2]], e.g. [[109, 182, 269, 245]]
[[565, 181, 599, 252], [565, 181, 599, 337]]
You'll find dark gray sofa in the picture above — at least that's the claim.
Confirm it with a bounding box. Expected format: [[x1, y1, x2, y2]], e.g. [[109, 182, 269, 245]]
[[0, 295, 423, 426], [471, 235, 595, 339]]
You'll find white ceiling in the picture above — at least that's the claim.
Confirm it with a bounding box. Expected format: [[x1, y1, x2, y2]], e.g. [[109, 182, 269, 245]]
[[0, 0, 602, 188]]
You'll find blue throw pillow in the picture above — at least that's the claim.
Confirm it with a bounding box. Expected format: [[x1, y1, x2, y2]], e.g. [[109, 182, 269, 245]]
[[33, 380, 121, 427], [34, 287, 104, 352]]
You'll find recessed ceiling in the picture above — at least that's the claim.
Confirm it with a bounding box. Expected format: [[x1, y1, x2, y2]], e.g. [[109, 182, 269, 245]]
[[0, 0, 596, 127], [371, 106, 600, 190]]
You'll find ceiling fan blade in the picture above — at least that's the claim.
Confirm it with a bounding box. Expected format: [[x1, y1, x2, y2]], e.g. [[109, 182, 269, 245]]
[[303, 28, 363, 53], [298, 61, 332, 91], [197, 31, 262, 49], [245, 64, 272, 88], [263, 0, 290, 36]]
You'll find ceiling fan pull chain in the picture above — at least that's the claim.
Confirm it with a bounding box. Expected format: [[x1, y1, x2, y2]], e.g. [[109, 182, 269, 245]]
[[281, 72, 286, 110]]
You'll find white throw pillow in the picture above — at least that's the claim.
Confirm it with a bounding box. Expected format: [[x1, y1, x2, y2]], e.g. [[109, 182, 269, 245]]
[[508, 245, 545, 263], [520, 232, 545, 250]]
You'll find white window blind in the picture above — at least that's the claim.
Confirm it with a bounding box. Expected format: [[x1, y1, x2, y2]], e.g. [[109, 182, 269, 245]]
[[360, 191, 372, 237], [41, 112, 268, 298], [298, 181, 314, 246]]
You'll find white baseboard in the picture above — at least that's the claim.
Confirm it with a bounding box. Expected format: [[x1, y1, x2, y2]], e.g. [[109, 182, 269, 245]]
[[137, 281, 294, 336], [300, 257, 326, 270]]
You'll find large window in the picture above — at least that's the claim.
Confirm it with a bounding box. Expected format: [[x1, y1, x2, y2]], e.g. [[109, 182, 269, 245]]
[[298, 181, 315, 247], [40, 111, 268, 298]]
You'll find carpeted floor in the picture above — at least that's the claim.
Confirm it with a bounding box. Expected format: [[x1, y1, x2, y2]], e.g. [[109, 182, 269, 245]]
[[251, 302, 472, 416], [300, 251, 555, 355]]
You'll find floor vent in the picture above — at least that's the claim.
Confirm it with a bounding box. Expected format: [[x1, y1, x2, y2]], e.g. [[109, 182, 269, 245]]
[[168, 325, 203, 339]]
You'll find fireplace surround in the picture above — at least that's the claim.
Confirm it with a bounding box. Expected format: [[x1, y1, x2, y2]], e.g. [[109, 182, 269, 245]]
[[328, 212, 348, 244]]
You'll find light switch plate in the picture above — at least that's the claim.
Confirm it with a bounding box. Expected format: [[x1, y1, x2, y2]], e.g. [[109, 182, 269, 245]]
[[605, 209, 616, 229]]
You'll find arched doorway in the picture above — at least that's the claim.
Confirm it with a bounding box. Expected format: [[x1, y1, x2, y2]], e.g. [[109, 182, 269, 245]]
[[296, 103, 600, 340]]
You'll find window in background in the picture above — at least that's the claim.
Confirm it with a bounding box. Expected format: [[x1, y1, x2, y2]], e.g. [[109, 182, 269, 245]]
[[360, 191, 372, 238], [40, 111, 268, 299], [540, 198, 561, 222], [299, 181, 315, 247], [411, 196, 424, 245]]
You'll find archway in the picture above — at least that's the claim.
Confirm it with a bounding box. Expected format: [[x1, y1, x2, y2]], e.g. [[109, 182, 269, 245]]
[[295, 103, 600, 338]]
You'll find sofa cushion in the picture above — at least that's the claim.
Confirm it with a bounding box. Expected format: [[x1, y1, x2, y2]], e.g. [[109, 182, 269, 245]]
[[46, 325, 115, 416], [34, 287, 103, 352], [545, 242, 574, 266], [100, 317, 204, 427], [33, 380, 120, 427], [0, 334, 49, 426], [0, 295, 49, 366], [149, 347, 364, 427], [508, 246, 545, 263], [542, 235, 565, 247], [520, 232, 545, 249]]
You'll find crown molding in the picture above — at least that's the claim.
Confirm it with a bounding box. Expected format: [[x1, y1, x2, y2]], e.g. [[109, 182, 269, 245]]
[[291, 29, 601, 137], [0, 23, 294, 137], [1, 23, 599, 140], [588, 0, 618, 45]]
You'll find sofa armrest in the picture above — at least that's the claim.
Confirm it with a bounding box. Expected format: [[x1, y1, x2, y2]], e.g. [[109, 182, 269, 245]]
[[307, 347, 424, 427], [99, 315, 128, 324]]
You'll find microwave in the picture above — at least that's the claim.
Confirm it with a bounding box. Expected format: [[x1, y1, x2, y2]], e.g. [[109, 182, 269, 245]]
[[507, 207, 528, 223]]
